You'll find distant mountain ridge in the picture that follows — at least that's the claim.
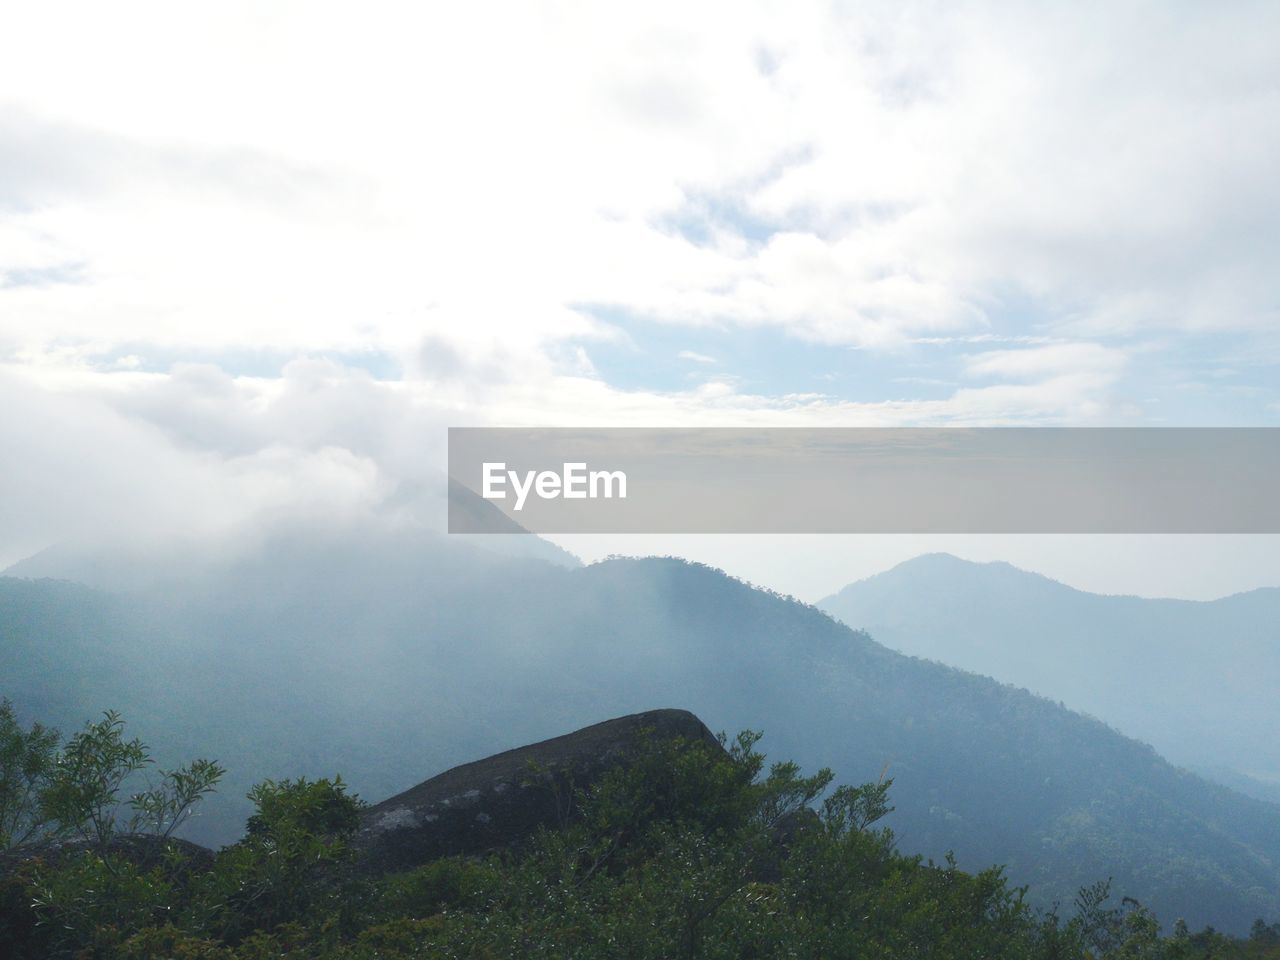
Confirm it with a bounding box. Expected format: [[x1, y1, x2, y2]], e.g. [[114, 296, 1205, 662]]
[[820, 553, 1280, 793], [4, 536, 1280, 932]]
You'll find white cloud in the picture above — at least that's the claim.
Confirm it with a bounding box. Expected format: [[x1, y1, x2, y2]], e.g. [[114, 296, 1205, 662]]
[[0, 1, 1277, 564], [962, 343, 1128, 383], [0, 1, 1276, 367], [0, 369, 388, 566]]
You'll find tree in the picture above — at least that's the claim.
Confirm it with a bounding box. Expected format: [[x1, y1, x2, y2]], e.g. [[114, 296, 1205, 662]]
[[0, 699, 60, 849], [39, 710, 150, 854], [38, 710, 224, 853], [16, 710, 224, 958]]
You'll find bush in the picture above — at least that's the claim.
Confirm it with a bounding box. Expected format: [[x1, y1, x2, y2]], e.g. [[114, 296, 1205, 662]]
[[192, 776, 365, 943], [381, 858, 499, 917], [29, 851, 176, 958]]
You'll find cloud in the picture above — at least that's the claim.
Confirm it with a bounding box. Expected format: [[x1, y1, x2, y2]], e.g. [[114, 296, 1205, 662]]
[[962, 343, 1128, 383], [0, 370, 375, 566], [0, 0, 1277, 563], [0, 357, 460, 568], [0, 1, 1276, 366]]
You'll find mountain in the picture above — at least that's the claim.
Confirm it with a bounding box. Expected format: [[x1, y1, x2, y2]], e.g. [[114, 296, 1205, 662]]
[[819, 553, 1280, 795], [4, 534, 1280, 932]]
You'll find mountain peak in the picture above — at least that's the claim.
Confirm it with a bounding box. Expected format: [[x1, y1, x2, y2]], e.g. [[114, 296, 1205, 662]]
[[834, 552, 1071, 602]]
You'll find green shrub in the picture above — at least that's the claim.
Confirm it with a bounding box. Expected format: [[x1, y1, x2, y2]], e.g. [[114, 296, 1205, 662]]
[[191, 776, 365, 943], [29, 851, 175, 958], [381, 859, 499, 918]]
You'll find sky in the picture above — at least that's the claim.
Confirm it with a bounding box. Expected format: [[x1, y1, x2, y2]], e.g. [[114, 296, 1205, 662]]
[[2, 1, 1278, 597]]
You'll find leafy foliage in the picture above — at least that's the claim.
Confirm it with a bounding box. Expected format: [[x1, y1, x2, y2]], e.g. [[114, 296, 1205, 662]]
[[0, 699, 60, 849], [195, 776, 364, 942], [6, 708, 1280, 959], [132, 758, 226, 842], [37, 710, 225, 855], [39, 710, 149, 853], [29, 849, 177, 957]]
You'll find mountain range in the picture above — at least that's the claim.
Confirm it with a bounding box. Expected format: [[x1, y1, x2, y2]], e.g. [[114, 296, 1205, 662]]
[[3, 532, 1279, 932], [820, 553, 1280, 801]]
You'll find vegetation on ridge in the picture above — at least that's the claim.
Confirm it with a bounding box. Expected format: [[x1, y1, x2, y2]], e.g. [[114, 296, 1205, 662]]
[[4, 703, 1280, 959]]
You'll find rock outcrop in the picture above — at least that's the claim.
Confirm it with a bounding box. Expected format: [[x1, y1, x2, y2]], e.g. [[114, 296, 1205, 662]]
[[355, 708, 721, 873]]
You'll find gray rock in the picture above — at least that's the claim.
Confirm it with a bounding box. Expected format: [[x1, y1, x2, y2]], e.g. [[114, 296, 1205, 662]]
[[355, 708, 721, 873]]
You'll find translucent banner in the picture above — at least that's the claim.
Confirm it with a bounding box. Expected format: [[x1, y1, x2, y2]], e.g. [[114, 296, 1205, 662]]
[[448, 428, 1280, 534]]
